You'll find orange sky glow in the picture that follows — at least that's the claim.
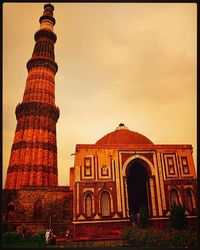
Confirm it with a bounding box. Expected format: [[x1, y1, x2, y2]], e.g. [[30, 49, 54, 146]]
[[3, 3, 197, 186]]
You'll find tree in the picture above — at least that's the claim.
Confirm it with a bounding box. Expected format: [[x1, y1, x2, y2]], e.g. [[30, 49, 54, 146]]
[[169, 204, 186, 230], [137, 206, 149, 229]]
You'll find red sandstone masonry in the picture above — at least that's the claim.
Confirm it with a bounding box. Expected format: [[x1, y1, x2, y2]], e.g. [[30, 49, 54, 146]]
[[74, 221, 131, 240], [5, 4, 59, 189]]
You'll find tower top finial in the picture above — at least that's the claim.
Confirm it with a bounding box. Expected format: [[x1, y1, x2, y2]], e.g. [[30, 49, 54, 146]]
[[39, 2, 56, 28], [44, 3, 54, 11]]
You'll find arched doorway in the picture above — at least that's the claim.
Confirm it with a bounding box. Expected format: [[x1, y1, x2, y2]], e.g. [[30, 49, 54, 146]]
[[126, 160, 149, 216]]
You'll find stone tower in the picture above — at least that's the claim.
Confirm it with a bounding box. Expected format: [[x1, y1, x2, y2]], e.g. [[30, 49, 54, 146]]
[[5, 4, 59, 189]]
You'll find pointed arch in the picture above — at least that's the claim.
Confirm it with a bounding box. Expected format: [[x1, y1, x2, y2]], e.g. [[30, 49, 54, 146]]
[[122, 156, 157, 217], [33, 199, 42, 219], [7, 203, 15, 218], [185, 188, 194, 213], [100, 191, 111, 217], [85, 194, 92, 217], [123, 155, 155, 177], [169, 188, 180, 206]]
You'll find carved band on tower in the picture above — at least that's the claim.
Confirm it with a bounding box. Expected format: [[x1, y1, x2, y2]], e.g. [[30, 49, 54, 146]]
[[5, 4, 59, 189]]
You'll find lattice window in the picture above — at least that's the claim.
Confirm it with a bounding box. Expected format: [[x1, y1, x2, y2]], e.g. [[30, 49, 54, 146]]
[[170, 189, 179, 206], [33, 200, 42, 219], [7, 204, 15, 218], [101, 191, 110, 216], [85, 194, 92, 217], [185, 189, 193, 212]]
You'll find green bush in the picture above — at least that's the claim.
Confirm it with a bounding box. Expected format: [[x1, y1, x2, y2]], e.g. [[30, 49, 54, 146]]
[[137, 206, 149, 229], [121, 227, 197, 247], [145, 229, 169, 247], [24, 232, 32, 240], [168, 229, 197, 248], [2, 232, 22, 243], [169, 204, 186, 229], [31, 230, 46, 242], [2, 222, 7, 234], [121, 227, 133, 244], [130, 228, 149, 247]]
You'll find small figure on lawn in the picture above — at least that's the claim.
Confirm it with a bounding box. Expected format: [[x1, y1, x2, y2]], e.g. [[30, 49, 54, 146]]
[[66, 229, 70, 240], [130, 213, 136, 228], [49, 229, 56, 245], [22, 226, 26, 239], [135, 212, 140, 226], [45, 229, 50, 244]]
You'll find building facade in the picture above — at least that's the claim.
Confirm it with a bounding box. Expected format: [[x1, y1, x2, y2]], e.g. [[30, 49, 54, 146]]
[[70, 123, 197, 239], [3, 4, 197, 241]]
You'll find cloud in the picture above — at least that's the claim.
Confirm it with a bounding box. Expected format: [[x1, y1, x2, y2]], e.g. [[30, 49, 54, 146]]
[[3, 3, 197, 186]]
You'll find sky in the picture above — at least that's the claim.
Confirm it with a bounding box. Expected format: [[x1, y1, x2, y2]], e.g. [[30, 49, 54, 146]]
[[3, 3, 197, 186]]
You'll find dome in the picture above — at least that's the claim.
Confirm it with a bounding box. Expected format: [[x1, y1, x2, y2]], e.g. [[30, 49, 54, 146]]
[[95, 123, 153, 145]]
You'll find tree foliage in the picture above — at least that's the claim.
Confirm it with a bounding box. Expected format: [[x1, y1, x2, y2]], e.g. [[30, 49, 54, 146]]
[[169, 204, 186, 230], [137, 206, 149, 229]]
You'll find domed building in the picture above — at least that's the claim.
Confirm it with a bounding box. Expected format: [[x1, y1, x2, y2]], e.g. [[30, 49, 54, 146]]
[[95, 123, 153, 145], [70, 123, 197, 240], [3, 3, 196, 242]]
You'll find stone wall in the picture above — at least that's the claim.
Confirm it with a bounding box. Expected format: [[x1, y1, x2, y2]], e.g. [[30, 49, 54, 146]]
[[3, 186, 73, 235], [73, 221, 131, 240]]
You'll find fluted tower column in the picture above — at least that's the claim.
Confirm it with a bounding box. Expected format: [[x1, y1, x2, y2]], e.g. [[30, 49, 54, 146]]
[[5, 4, 59, 189]]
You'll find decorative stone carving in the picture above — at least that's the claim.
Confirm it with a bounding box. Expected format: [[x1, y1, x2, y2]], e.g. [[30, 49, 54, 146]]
[[34, 29, 57, 43], [26, 58, 58, 73], [15, 102, 59, 122]]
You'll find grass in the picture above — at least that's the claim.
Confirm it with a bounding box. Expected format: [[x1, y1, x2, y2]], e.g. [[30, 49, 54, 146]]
[[2, 240, 47, 248]]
